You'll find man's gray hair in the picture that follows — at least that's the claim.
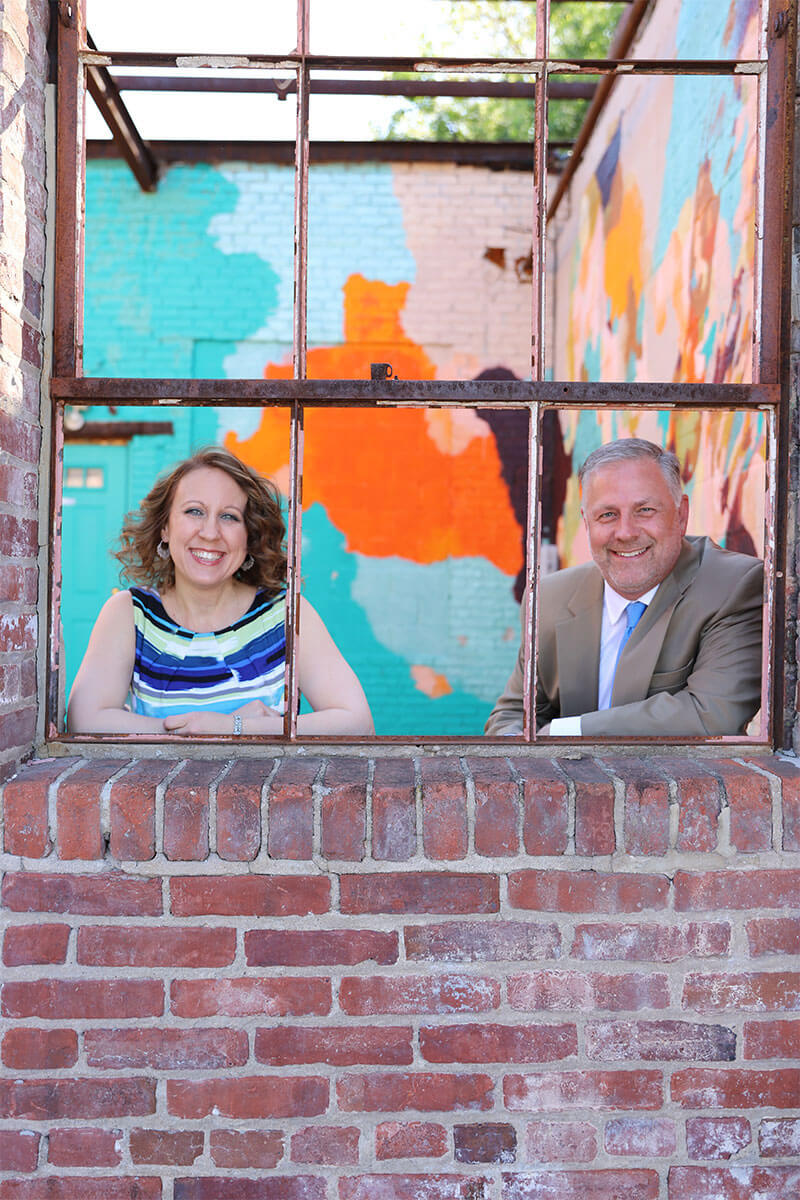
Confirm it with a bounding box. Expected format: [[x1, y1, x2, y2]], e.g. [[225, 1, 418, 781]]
[[578, 438, 684, 505]]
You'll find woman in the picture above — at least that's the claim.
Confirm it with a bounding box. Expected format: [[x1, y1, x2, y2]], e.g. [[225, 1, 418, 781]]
[[67, 447, 374, 736]]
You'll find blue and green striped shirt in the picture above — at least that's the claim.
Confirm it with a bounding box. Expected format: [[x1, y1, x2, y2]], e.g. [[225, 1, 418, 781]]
[[129, 586, 286, 718]]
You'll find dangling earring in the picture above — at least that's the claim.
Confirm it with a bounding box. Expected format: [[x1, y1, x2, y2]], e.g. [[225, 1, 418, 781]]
[[157, 541, 171, 561], [241, 554, 254, 572]]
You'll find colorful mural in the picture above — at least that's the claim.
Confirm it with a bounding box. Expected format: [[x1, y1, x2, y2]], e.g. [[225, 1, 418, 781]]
[[73, 0, 764, 733], [549, 0, 764, 566]]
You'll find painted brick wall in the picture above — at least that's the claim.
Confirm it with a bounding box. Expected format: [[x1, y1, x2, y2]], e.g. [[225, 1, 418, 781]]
[[2, 753, 800, 1197], [0, 0, 48, 781]]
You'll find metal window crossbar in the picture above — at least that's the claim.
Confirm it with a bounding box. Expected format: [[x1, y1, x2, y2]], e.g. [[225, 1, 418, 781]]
[[49, 0, 795, 748]]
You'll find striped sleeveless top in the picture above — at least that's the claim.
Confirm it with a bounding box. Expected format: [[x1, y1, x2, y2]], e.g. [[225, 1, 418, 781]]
[[129, 586, 286, 718]]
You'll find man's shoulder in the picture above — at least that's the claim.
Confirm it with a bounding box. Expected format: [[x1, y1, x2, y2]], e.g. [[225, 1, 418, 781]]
[[686, 535, 763, 583], [539, 559, 600, 603]]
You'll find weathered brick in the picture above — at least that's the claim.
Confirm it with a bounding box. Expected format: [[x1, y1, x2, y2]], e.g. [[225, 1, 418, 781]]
[[405, 919, 560, 962], [255, 1025, 412, 1066], [1, 871, 162, 915], [560, 758, 615, 856], [85, 1027, 249, 1070], [0, 707, 36, 755], [129, 1129, 204, 1166], [170, 874, 329, 916], [56, 760, 128, 860], [743, 1018, 800, 1058], [512, 758, 569, 856], [504, 1070, 663, 1112], [2, 1027, 78, 1070], [674, 869, 800, 911], [671, 1068, 800, 1108], [746, 915, 800, 956], [652, 758, 724, 854], [167, 1076, 328, 1119], [0, 1077, 156, 1120], [419, 758, 468, 860], [338, 1072, 494, 1113], [686, 1117, 752, 1159], [0, 1129, 39, 1173], [454, 1123, 516, 1163], [174, 1181, 324, 1200], [109, 759, 172, 860], [2, 758, 77, 856], [209, 1130, 284, 1168], [420, 1022, 576, 1063], [508, 971, 668, 1012], [667, 1166, 800, 1200], [585, 1020, 736, 1062], [601, 758, 670, 855], [502, 1170, 659, 1199], [0, 1178, 162, 1199], [759, 1117, 800, 1156], [171, 977, 330, 1017], [245, 927, 397, 967], [290, 1126, 360, 1165], [742, 758, 800, 851], [77, 925, 236, 967], [372, 757, 416, 861], [0, 612, 36, 651], [216, 759, 267, 860], [0, 512, 37, 557], [321, 758, 368, 860], [48, 1127, 122, 1167], [571, 920, 730, 961], [508, 870, 669, 913], [603, 1117, 676, 1156], [3, 979, 163, 1020], [340, 872, 499, 914], [468, 757, 519, 856], [267, 757, 319, 860], [683, 971, 800, 1012], [340, 1178, 487, 1200], [524, 1122, 597, 1163], [340, 974, 499, 1015], [375, 1122, 448, 1160], [0, 563, 37, 605], [713, 760, 773, 852], [3, 922, 70, 965], [163, 759, 218, 860]]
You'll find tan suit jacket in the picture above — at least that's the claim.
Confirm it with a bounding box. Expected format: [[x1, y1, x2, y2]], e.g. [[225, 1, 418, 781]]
[[485, 536, 764, 737]]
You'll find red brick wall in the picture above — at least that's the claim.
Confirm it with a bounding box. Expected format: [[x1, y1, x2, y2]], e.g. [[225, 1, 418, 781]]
[[0, 0, 49, 781], [2, 753, 800, 1197]]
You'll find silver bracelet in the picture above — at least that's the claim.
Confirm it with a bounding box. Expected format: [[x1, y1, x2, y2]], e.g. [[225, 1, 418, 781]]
[[232, 714, 243, 735]]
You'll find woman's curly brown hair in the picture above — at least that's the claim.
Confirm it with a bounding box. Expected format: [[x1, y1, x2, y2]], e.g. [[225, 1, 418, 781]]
[[116, 446, 287, 597]]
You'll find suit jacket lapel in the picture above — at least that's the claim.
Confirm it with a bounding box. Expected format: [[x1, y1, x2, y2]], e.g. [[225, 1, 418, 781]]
[[555, 569, 604, 716], [611, 538, 702, 707]]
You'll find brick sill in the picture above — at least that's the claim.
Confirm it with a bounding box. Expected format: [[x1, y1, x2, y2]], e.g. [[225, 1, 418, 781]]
[[4, 751, 799, 862]]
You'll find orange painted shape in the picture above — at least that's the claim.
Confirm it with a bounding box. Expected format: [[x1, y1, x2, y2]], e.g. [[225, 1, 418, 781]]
[[410, 665, 454, 699], [226, 274, 523, 575]]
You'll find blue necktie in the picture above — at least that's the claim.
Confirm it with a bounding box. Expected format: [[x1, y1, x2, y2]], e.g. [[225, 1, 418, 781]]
[[612, 600, 647, 683]]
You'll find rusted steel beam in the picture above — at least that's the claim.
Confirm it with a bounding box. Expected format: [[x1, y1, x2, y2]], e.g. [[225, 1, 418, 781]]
[[84, 35, 158, 191], [54, 0, 85, 377], [50, 377, 781, 408], [548, 0, 650, 219], [86, 140, 567, 171], [84, 50, 763, 75], [108, 74, 596, 101], [758, 0, 796, 747]]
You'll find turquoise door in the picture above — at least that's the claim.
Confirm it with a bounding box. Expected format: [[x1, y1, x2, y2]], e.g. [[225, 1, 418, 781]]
[[61, 443, 130, 703]]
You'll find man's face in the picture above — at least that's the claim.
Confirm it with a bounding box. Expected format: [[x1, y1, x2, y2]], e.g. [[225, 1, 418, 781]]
[[581, 457, 689, 600]]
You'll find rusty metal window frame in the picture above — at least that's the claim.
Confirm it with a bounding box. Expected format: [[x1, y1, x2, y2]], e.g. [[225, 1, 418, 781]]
[[48, 0, 795, 748]]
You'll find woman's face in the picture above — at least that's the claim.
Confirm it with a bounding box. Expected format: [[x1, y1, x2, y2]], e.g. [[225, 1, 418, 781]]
[[161, 466, 249, 589]]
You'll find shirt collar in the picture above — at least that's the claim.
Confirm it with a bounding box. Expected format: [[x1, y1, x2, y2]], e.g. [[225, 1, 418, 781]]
[[603, 581, 659, 625]]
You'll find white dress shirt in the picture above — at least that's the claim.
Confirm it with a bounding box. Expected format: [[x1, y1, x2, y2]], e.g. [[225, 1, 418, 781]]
[[548, 582, 658, 736]]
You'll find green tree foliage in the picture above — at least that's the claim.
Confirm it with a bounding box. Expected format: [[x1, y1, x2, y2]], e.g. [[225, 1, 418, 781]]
[[380, 1, 626, 142]]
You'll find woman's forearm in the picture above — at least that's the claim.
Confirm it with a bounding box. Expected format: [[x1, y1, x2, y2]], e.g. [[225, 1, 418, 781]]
[[67, 706, 167, 735]]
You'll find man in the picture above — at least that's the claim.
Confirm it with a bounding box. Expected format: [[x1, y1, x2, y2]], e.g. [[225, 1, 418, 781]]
[[485, 438, 764, 737]]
